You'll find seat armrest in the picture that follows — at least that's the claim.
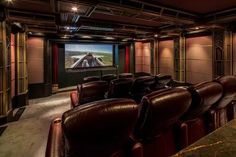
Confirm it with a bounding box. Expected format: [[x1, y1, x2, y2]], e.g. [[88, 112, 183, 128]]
[[70, 91, 79, 108], [45, 118, 64, 157], [131, 142, 143, 157]]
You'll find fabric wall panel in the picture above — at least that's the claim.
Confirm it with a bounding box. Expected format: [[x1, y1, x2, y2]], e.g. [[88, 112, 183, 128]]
[[158, 40, 174, 77], [186, 36, 213, 84], [27, 37, 44, 84], [233, 33, 236, 75]]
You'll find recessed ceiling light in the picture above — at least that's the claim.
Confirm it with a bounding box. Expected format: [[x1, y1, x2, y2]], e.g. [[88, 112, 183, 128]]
[[154, 34, 158, 38], [71, 7, 78, 12], [195, 27, 199, 30], [61, 35, 69, 39], [6, 0, 13, 2], [28, 32, 32, 35], [104, 36, 115, 40], [81, 35, 92, 39]]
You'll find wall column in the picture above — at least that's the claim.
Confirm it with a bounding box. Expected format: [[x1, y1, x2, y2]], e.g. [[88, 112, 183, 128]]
[[0, 21, 12, 124], [15, 32, 28, 107], [224, 30, 233, 75]]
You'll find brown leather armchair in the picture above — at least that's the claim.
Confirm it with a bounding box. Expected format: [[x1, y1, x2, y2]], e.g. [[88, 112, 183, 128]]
[[46, 98, 142, 157], [209, 75, 236, 130], [119, 73, 133, 79], [102, 74, 117, 84], [83, 76, 100, 83], [177, 82, 223, 149], [134, 88, 191, 157], [130, 76, 155, 103], [107, 78, 133, 98], [151, 74, 172, 90], [70, 81, 108, 108]]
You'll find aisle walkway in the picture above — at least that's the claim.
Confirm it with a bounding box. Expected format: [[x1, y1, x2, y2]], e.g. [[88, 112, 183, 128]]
[[0, 92, 71, 157]]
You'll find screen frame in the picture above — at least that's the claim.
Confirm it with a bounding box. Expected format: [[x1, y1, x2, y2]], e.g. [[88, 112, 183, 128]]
[[64, 42, 116, 71]]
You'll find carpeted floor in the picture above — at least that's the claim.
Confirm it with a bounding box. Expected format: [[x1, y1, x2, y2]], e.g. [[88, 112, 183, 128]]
[[0, 92, 71, 157]]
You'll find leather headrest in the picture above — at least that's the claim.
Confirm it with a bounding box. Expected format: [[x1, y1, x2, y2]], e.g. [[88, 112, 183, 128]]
[[119, 73, 133, 78], [133, 76, 155, 85], [131, 76, 155, 91], [78, 81, 108, 91], [135, 88, 191, 139], [182, 81, 223, 120], [62, 98, 138, 156], [77, 81, 108, 104], [155, 74, 172, 85], [111, 78, 133, 85], [83, 76, 100, 83], [102, 74, 117, 79], [214, 75, 236, 109]]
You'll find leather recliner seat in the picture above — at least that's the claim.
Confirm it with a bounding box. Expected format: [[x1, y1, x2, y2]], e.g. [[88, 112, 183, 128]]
[[72, 81, 108, 107], [209, 75, 236, 130], [102, 74, 117, 85], [118, 73, 133, 79], [83, 76, 100, 83], [177, 81, 223, 149], [152, 74, 172, 90], [131, 76, 155, 103], [46, 98, 141, 157], [134, 72, 152, 78], [107, 78, 133, 98], [134, 87, 191, 157]]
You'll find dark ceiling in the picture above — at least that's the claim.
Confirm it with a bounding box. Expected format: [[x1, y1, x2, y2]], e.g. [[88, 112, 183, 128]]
[[1, 0, 236, 40], [140, 0, 236, 14]]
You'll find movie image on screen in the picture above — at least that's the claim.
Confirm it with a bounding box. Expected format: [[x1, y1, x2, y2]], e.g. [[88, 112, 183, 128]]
[[65, 44, 113, 69]]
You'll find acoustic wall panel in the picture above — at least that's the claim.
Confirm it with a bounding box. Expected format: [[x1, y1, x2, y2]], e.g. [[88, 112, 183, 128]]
[[186, 36, 213, 84], [27, 37, 44, 84], [135, 42, 151, 73], [233, 33, 236, 75], [135, 42, 143, 72], [143, 42, 151, 73], [158, 40, 174, 77], [11, 34, 15, 98]]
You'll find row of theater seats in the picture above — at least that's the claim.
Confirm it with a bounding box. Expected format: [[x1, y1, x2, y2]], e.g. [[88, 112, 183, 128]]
[[46, 75, 236, 157], [70, 73, 183, 107], [83, 72, 152, 84]]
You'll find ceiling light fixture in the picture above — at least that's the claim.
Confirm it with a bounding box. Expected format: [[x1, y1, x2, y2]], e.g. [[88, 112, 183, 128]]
[[71, 7, 78, 12], [104, 36, 115, 40], [81, 35, 92, 39], [195, 27, 199, 30], [154, 34, 158, 38], [6, 0, 13, 2]]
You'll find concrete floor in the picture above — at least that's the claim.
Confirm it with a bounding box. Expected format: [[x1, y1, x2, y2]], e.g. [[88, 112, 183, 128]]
[[0, 92, 71, 157]]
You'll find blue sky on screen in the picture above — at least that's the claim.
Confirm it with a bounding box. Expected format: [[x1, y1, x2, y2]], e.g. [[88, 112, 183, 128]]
[[65, 44, 113, 53]]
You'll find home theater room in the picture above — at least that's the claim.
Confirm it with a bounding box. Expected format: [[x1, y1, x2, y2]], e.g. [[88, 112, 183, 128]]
[[1, 0, 236, 157]]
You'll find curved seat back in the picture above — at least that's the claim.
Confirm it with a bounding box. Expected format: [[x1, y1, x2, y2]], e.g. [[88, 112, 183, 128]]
[[135, 88, 191, 157], [119, 73, 133, 79], [62, 98, 138, 157], [108, 78, 133, 98], [77, 81, 108, 104], [102, 74, 117, 84], [83, 76, 100, 83]]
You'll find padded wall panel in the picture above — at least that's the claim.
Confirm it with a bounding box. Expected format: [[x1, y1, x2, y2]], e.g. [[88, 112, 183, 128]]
[[11, 34, 15, 98], [135, 42, 143, 72], [135, 42, 152, 73], [233, 33, 236, 75], [186, 36, 212, 84], [143, 42, 151, 73], [158, 40, 174, 77], [27, 37, 44, 84]]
